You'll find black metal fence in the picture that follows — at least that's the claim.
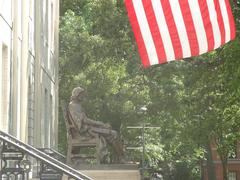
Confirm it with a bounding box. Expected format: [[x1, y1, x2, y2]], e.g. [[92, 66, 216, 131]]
[[0, 130, 93, 180]]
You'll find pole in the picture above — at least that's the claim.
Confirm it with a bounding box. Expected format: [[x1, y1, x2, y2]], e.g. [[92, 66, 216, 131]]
[[141, 122, 145, 179]]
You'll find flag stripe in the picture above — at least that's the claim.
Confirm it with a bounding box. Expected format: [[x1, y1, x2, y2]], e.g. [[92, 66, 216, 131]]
[[214, 0, 226, 45], [219, 0, 231, 42], [125, 0, 150, 67], [188, 0, 208, 54], [125, 0, 236, 67], [161, 0, 183, 60], [206, 0, 222, 49], [132, 0, 159, 66], [198, 0, 215, 51], [169, 1, 191, 58], [179, 0, 199, 56], [151, 0, 175, 61], [142, 0, 167, 64], [224, 0, 236, 40]]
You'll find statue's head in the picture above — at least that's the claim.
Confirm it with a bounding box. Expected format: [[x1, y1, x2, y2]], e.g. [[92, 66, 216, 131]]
[[71, 87, 85, 101]]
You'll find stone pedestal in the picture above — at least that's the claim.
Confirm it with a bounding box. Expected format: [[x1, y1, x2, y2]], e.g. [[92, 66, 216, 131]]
[[64, 164, 141, 180]]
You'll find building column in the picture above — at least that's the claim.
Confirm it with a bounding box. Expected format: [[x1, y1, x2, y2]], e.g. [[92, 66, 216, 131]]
[[53, 0, 59, 149], [11, 0, 20, 138], [20, 0, 30, 142], [34, 0, 42, 147], [0, 41, 2, 131]]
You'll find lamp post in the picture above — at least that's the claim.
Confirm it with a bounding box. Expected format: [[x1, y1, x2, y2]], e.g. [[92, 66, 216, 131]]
[[127, 106, 161, 179], [126, 124, 161, 180], [140, 106, 147, 179], [141, 121, 145, 179]]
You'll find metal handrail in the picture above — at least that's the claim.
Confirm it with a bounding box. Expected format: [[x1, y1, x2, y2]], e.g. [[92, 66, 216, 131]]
[[49, 148, 66, 160], [0, 130, 93, 180], [37, 147, 66, 162]]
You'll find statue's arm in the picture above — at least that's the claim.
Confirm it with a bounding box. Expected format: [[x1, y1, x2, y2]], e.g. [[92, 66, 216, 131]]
[[83, 117, 107, 127], [69, 103, 111, 129]]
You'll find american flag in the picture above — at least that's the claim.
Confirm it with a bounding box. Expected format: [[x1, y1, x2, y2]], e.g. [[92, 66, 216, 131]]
[[125, 0, 236, 67]]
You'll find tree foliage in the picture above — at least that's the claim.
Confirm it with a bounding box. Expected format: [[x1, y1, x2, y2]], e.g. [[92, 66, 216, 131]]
[[59, 0, 240, 179]]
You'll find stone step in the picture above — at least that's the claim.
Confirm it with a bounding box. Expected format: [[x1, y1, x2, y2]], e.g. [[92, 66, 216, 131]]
[[78, 163, 139, 170], [79, 169, 141, 180]]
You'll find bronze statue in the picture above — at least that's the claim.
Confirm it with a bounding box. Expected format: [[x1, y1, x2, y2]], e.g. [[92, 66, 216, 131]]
[[68, 87, 124, 163]]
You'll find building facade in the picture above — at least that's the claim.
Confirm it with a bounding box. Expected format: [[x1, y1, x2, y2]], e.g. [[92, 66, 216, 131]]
[[0, 0, 59, 149], [202, 141, 240, 180]]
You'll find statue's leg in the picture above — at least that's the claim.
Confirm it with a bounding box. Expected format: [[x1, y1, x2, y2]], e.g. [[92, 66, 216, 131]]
[[98, 136, 108, 163], [91, 128, 125, 162], [111, 138, 124, 156], [105, 134, 125, 163]]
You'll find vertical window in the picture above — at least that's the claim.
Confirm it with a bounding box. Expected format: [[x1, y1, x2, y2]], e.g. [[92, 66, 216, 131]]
[[44, 88, 50, 147], [228, 172, 237, 180], [29, 0, 35, 53], [50, 2, 54, 50], [46, 0, 49, 69], [28, 77, 35, 145], [41, 0, 44, 34], [8, 42, 13, 134], [29, 0, 34, 19], [42, 0, 49, 68], [18, 0, 22, 36], [49, 3, 54, 73], [0, 0, 12, 23], [2, 44, 9, 132], [50, 94, 53, 147], [46, 0, 49, 42]]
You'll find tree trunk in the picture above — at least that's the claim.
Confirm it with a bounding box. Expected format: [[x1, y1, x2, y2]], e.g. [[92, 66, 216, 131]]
[[206, 144, 216, 180], [222, 159, 228, 180], [219, 153, 228, 180]]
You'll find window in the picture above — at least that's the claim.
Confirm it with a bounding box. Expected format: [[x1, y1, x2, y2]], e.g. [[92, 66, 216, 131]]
[[50, 94, 53, 146], [44, 88, 50, 147], [28, 78, 34, 145], [228, 172, 237, 180], [18, 0, 22, 36], [0, 0, 12, 24], [29, 0, 34, 19], [50, 2, 54, 50], [1, 44, 9, 132], [43, 0, 49, 42]]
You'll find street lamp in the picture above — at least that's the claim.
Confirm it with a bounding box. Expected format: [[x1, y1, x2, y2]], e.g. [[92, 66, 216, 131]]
[[139, 106, 147, 179]]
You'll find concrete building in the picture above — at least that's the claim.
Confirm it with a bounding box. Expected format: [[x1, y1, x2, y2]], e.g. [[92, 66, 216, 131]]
[[0, 0, 59, 149]]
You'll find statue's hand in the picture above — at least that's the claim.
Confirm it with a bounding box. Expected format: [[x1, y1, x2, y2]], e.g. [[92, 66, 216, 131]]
[[103, 123, 112, 129]]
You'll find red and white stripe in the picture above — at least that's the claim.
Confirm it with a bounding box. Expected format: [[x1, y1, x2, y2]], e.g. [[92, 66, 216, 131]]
[[125, 0, 236, 67]]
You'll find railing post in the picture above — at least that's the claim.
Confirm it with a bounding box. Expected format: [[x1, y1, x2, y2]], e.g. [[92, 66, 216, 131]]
[[0, 140, 31, 179]]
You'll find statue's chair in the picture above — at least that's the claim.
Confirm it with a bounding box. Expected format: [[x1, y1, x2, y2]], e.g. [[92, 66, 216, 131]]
[[62, 104, 101, 166]]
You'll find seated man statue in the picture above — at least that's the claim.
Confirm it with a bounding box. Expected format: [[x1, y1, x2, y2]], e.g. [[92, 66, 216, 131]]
[[68, 86, 124, 162]]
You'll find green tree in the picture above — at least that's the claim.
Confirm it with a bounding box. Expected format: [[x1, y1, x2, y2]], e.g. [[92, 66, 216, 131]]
[[59, 1, 240, 179]]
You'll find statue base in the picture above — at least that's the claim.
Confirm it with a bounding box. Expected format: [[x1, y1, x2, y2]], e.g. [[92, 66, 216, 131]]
[[63, 164, 141, 180]]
